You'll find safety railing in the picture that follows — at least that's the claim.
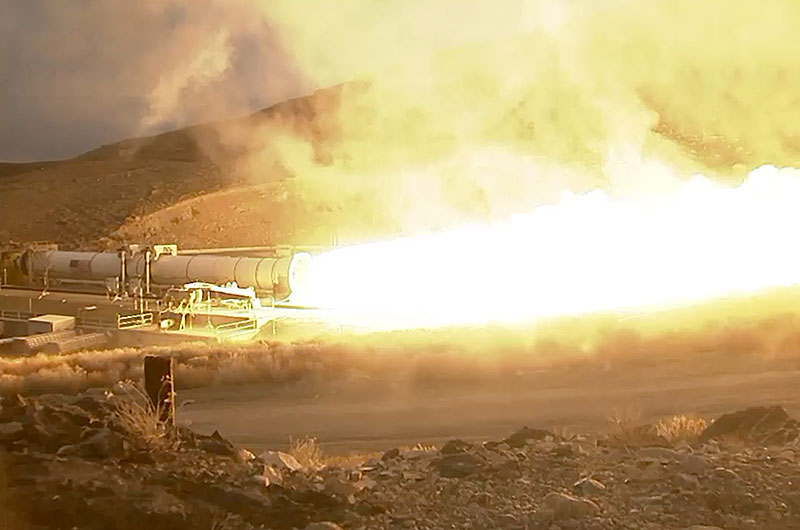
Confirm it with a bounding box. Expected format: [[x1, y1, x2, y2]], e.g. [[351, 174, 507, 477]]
[[117, 312, 154, 330], [0, 310, 35, 321], [76, 315, 117, 329], [216, 318, 258, 338]]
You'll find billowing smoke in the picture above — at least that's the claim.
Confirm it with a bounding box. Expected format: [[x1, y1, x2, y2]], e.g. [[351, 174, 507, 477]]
[[227, 0, 800, 242]]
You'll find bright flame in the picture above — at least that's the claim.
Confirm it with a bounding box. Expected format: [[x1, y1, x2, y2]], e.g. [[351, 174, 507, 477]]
[[293, 165, 800, 330]]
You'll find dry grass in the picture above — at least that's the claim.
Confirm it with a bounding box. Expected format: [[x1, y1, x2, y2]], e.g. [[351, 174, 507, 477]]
[[288, 435, 382, 469], [606, 407, 665, 448], [108, 381, 174, 450], [405, 442, 437, 452], [551, 426, 578, 442], [655, 414, 708, 444], [322, 452, 384, 470], [286, 437, 436, 470], [288, 435, 325, 470]]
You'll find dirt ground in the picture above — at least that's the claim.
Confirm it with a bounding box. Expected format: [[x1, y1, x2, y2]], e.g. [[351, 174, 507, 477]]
[[182, 352, 800, 455]]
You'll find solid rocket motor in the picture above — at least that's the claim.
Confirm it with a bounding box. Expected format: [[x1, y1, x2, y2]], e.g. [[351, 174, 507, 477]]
[[19, 249, 312, 299]]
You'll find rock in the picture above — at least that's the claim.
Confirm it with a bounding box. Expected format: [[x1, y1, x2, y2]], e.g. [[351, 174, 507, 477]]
[[434, 453, 481, 478], [681, 454, 708, 475], [552, 443, 577, 457], [71, 395, 105, 415], [541, 492, 600, 519], [440, 439, 473, 455], [699, 406, 790, 443], [77, 428, 129, 459], [0, 421, 24, 442], [324, 476, 359, 499], [674, 473, 700, 490], [636, 462, 663, 482], [711, 467, 739, 481], [643, 503, 662, 520], [56, 444, 79, 457], [503, 426, 551, 448], [197, 430, 236, 456], [174, 426, 196, 448], [759, 425, 800, 445], [236, 448, 256, 463], [381, 448, 400, 461], [684, 526, 724, 530], [573, 477, 606, 496], [353, 476, 377, 491], [495, 513, 521, 527], [260, 464, 283, 486], [637, 447, 679, 461], [304, 522, 343, 530], [0, 395, 29, 422], [260, 450, 303, 472]]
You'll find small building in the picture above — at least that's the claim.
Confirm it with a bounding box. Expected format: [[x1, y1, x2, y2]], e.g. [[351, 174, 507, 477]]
[[27, 314, 76, 335]]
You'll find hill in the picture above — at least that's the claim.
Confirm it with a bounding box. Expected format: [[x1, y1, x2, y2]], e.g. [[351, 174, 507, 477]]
[[0, 83, 355, 250]]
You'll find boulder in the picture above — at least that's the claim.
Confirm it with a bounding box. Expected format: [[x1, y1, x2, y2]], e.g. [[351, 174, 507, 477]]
[[381, 448, 400, 461], [440, 439, 473, 455], [502, 426, 551, 448], [259, 464, 283, 486], [323, 476, 359, 499], [197, 430, 236, 457], [0, 421, 24, 443], [699, 406, 790, 443], [434, 453, 481, 478], [541, 492, 600, 519], [674, 473, 700, 490], [260, 450, 304, 472], [76, 428, 129, 459], [681, 454, 708, 475], [0, 395, 29, 422], [236, 448, 256, 463]]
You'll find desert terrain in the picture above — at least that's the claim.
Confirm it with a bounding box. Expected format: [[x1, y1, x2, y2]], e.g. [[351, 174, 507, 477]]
[[4, 1, 800, 528], [4, 345, 800, 529]]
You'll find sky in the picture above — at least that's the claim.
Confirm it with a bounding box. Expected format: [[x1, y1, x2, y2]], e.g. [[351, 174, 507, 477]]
[[0, 0, 310, 162]]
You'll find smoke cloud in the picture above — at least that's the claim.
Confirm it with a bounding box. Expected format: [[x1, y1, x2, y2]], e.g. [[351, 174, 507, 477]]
[[227, 0, 800, 241]]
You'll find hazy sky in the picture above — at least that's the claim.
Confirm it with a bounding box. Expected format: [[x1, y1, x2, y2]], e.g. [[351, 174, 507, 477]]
[[0, 0, 580, 162], [0, 0, 310, 162]]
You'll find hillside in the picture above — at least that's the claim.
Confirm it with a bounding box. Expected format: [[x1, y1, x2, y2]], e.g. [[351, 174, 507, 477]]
[[0, 83, 355, 250]]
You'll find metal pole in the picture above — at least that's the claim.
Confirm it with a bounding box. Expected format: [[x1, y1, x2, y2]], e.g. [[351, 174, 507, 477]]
[[144, 248, 152, 295], [144, 355, 175, 426], [118, 248, 127, 297]]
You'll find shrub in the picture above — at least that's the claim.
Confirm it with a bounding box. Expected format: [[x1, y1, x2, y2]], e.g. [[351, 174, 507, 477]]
[[656, 414, 707, 444]]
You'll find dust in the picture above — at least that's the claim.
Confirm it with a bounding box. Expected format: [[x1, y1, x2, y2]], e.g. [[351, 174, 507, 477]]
[[4, 288, 800, 397]]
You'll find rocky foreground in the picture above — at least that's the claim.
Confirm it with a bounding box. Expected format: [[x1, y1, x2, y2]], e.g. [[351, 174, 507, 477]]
[[2, 388, 800, 530]]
